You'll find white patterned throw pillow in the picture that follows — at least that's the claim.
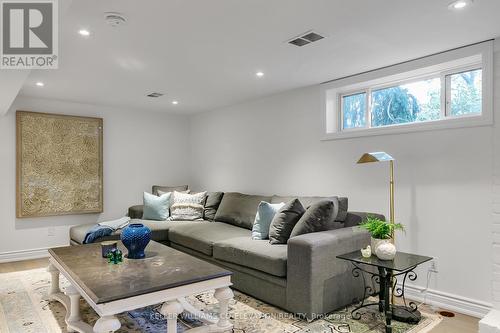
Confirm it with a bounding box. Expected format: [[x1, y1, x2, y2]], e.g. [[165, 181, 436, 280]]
[[169, 191, 207, 221]]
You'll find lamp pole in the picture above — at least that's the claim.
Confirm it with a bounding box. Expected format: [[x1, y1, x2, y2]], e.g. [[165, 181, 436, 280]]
[[389, 159, 396, 304], [389, 160, 395, 241]]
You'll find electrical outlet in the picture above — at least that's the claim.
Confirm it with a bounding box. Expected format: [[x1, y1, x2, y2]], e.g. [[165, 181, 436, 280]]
[[429, 259, 438, 273], [48, 227, 56, 237]]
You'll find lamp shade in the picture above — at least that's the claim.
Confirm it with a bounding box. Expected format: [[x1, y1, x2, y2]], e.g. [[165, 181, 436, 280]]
[[357, 152, 394, 164]]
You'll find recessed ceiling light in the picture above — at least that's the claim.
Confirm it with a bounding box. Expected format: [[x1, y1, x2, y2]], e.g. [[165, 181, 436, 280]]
[[78, 29, 90, 36], [35, 82, 44, 87], [172, 101, 179, 105], [448, 0, 472, 10], [256, 71, 264, 77]]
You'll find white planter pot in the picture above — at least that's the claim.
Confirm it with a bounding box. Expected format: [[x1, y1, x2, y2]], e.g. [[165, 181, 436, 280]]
[[371, 237, 390, 254]]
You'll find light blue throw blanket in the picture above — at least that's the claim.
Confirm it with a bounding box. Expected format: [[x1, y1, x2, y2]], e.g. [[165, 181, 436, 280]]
[[83, 217, 131, 244], [83, 225, 113, 244]]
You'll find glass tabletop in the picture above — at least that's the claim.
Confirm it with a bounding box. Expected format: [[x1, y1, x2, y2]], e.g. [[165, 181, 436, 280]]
[[337, 250, 432, 272]]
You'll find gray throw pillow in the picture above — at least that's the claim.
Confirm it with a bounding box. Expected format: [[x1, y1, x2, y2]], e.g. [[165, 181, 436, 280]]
[[290, 200, 342, 238], [204, 192, 224, 221], [269, 199, 305, 244]]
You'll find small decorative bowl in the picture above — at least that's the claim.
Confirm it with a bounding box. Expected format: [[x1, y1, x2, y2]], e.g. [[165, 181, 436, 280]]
[[101, 241, 117, 258], [360, 245, 372, 258]]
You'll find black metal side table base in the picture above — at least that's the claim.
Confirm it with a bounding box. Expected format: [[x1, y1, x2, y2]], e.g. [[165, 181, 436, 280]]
[[392, 305, 421, 324], [336, 251, 433, 333]]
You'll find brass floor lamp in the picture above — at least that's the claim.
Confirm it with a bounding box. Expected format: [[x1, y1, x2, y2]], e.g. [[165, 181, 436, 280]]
[[356, 152, 395, 240], [357, 152, 415, 323]]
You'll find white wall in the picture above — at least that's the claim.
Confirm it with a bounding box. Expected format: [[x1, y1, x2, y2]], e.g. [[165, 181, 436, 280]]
[[189, 53, 499, 313], [0, 96, 190, 256]]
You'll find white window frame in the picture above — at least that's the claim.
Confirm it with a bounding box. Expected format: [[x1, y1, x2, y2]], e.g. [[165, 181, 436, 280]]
[[322, 41, 493, 140]]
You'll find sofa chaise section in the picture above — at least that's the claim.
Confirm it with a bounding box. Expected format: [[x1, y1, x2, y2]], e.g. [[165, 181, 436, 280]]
[[69, 220, 198, 245]]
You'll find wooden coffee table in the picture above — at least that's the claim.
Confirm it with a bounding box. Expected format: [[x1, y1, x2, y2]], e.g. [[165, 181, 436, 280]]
[[47, 241, 234, 333]]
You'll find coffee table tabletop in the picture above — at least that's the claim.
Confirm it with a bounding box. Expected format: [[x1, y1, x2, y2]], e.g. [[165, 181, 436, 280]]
[[49, 240, 232, 304]]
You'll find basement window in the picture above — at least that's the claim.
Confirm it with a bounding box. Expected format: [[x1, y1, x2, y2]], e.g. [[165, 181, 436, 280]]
[[322, 41, 493, 140]]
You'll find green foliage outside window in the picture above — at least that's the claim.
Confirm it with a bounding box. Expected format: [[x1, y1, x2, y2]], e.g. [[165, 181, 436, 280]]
[[342, 69, 482, 129]]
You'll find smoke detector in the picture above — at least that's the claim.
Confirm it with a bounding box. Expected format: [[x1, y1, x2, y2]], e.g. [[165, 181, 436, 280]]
[[104, 12, 127, 27]]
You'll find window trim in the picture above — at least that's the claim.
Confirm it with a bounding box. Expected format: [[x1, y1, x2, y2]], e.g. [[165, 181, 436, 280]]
[[321, 41, 493, 141]]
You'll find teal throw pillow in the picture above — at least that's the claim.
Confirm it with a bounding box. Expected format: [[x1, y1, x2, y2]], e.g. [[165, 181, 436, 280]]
[[143, 191, 171, 221], [252, 201, 285, 240]]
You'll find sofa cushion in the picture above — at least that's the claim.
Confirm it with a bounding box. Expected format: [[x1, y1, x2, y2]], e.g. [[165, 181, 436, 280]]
[[290, 200, 341, 238], [213, 237, 287, 277], [128, 205, 144, 219], [170, 191, 207, 220], [269, 199, 305, 245], [204, 192, 224, 221], [214, 192, 272, 230], [252, 201, 285, 240], [271, 195, 348, 222], [152, 184, 189, 196], [168, 222, 251, 255], [143, 192, 171, 220], [70, 220, 196, 245]]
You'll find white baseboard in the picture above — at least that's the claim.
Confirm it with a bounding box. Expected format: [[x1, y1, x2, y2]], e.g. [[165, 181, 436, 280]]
[[0, 248, 49, 263], [480, 309, 500, 333], [405, 284, 492, 318]]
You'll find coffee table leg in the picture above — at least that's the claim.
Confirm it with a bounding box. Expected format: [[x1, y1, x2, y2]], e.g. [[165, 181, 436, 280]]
[[214, 287, 234, 329], [161, 300, 184, 333], [48, 263, 62, 296], [93, 315, 121, 333], [65, 285, 82, 332]]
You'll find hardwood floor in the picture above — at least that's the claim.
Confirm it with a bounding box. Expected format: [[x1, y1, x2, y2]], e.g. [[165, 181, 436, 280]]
[[0, 258, 479, 332]]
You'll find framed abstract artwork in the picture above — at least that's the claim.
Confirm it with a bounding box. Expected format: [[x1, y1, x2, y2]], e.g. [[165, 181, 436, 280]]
[[16, 111, 103, 218]]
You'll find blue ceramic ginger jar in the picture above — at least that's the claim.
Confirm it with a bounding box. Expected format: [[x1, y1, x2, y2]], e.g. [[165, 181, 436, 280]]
[[120, 223, 151, 259]]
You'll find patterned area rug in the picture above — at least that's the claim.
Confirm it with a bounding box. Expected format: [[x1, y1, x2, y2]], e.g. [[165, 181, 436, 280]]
[[0, 268, 442, 333]]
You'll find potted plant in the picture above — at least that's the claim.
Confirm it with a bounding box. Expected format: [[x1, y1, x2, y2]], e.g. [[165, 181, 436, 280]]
[[360, 216, 404, 259]]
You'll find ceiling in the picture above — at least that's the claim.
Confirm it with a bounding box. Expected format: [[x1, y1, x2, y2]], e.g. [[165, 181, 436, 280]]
[[20, 0, 500, 114]]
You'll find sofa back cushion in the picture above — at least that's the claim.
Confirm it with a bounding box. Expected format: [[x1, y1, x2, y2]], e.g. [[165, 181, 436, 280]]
[[271, 195, 348, 222], [215, 192, 272, 229], [152, 185, 189, 196]]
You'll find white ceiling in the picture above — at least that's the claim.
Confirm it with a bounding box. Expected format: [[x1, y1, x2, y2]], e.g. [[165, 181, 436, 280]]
[[20, 0, 500, 114]]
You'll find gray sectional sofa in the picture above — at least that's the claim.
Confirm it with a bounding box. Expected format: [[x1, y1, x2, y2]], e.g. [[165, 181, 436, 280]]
[[69, 189, 383, 320]]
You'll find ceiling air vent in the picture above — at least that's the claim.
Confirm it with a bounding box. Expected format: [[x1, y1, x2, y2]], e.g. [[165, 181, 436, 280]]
[[147, 92, 164, 98], [288, 31, 325, 47], [104, 12, 127, 28]]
